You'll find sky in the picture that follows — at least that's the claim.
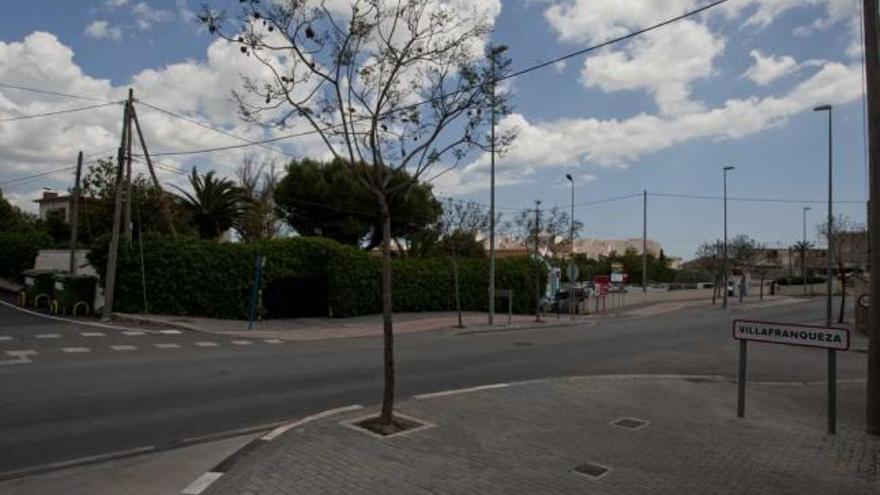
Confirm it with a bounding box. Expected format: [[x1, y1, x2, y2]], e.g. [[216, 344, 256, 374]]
[[0, 0, 870, 259]]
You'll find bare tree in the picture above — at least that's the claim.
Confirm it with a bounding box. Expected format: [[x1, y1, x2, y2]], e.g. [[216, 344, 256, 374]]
[[695, 241, 723, 304], [199, 0, 512, 432], [235, 154, 282, 242], [506, 206, 582, 260], [817, 215, 867, 323], [729, 235, 757, 303]]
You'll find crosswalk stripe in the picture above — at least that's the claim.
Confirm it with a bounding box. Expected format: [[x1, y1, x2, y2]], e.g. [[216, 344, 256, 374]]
[[0, 336, 13, 341], [80, 332, 106, 337], [123, 331, 146, 336], [230, 340, 253, 345], [36, 334, 61, 339], [159, 330, 182, 335], [111, 345, 138, 351], [264, 339, 283, 344], [195, 341, 219, 347], [6, 350, 37, 357], [154, 343, 180, 349], [62, 347, 90, 353]]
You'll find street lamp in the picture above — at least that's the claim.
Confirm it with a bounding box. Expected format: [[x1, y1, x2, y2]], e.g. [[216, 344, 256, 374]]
[[723, 166, 735, 310], [487, 44, 508, 326], [802, 206, 811, 296], [566, 173, 575, 320], [814, 104, 833, 328]]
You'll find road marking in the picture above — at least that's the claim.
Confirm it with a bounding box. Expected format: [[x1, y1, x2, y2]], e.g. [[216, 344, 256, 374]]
[[159, 329, 182, 335], [0, 357, 30, 366], [195, 341, 219, 347], [155, 343, 181, 349], [80, 332, 106, 337], [230, 340, 253, 345], [414, 383, 510, 399], [0, 336, 13, 341], [261, 405, 364, 441], [6, 350, 37, 357], [263, 339, 283, 344], [61, 347, 91, 353], [0, 445, 155, 482], [180, 472, 224, 494], [123, 330, 146, 336], [111, 345, 138, 351], [35, 333, 61, 339]]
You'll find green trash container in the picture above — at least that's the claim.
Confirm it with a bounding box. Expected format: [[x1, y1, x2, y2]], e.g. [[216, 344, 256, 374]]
[[21, 269, 59, 308], [52, 273, 97, 316]]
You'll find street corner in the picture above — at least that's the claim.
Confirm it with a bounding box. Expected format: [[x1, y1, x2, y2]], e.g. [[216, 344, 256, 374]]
[[203, 375, 880, 495]]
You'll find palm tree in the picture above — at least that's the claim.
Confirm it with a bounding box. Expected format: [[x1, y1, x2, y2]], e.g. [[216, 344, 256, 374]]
[[173, 169, 246, 240], [793, 240, 814, 291]]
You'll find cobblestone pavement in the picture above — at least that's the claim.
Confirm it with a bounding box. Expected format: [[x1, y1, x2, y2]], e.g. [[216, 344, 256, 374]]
[[207, 375, 880, 495]]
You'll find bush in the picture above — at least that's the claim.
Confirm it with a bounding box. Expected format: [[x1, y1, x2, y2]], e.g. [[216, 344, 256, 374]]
[[0, 230, 54, 281], [89, 235, 546, 319], [775, 275, 825, 286]]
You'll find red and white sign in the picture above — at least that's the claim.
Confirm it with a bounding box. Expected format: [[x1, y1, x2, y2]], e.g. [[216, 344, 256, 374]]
[[732, 319, 849, 351]]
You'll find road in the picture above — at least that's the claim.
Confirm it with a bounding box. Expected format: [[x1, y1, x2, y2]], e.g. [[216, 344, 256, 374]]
[[0, 297, 868, 476]]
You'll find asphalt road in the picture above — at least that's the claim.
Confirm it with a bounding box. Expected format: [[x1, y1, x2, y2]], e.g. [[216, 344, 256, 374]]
[[0, 298, 869, 475]]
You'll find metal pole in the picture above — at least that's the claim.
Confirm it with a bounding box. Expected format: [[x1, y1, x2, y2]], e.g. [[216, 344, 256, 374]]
[[826, 108, 834, 327], [723, 167, 733, 309], [863, 0, 880, 436], [570, 176, 575, 320], [488, 49, 497, 326], [534, 200, 541, 323], [642, 189, 647, 292], [248, 253, 264, 331], [803, 207, 810, 295], [68, 151, 83, 274], [829, 348, 837, 434], [737, 340, 747, 417]]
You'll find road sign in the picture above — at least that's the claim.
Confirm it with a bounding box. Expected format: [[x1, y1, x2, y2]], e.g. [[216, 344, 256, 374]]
[[566, 263, 579, 281], [610, 272, 625, 283], [859, 294, 870, 308], [732, 319, 849, 350]]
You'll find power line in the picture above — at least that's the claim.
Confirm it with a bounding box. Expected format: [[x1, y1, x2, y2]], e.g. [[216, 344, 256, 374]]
[[0, 82, 110, 102], [135, 0, 735, 157], [0, 101, 122, 123], [0, 166, 78, 186], [649, 192, 864, 204]]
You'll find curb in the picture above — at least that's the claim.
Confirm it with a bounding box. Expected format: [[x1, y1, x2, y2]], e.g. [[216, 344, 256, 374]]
[[179, 405, 363, 495], [0, 300, 168, 335]]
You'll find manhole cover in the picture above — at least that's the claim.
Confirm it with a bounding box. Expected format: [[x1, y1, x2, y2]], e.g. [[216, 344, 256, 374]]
[[573, 461, 611, 480], [611, 417, 649, 430]]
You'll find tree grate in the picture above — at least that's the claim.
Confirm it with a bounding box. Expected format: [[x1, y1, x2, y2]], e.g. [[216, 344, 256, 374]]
[[612, 417, 649, 430], [573, 461, 611, 480]]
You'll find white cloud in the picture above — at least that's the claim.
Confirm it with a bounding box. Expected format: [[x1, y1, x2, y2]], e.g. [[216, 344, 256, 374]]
[[84, 20, 122, 41], [742, 50, 799, 85], [544, 0, 700, 45], [104, 0, 129, 9], [580, 20, 724, 115], [436, 61, 862, 194], [131, 1, 172, 30]]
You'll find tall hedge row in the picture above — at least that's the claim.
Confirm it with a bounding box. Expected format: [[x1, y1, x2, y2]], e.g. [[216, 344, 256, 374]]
[[0, 231, 54, 281], [89, 235, 545, 319]]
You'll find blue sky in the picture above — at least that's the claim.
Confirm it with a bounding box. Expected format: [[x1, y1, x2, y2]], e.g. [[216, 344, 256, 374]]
[[0, 0, 869, 258]]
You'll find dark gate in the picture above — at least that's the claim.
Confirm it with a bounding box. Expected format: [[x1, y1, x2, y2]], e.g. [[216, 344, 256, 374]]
[[263, 277, 329, 318]]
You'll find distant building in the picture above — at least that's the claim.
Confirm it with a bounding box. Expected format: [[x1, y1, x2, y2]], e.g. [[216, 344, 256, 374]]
[[33, 190, 93, 223], [484, 236, 664, 260]]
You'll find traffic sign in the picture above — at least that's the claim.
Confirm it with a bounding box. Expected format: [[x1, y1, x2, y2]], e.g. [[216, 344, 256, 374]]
[[859, 294, 870, 309], [732, 319, 849, 350], [566, 263, 579, 281]]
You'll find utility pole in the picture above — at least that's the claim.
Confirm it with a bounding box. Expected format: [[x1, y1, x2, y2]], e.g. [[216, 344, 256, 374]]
[[102, 90, 133, 321], [723, 166, 735, 309], [129, 100, 176, 237], [642, 189, 648, 293], [534, 200, 541, 323], [863, 0, 880, 435], [803, 206, 811, 296], [566, 174, 575, 320], [123, 89, 134, 244], [68, 151, 83, 274], [814, 105, 834, 327]]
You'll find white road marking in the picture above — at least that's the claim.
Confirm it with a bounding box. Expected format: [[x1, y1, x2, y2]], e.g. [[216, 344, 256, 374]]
[[0, 356, 30, 365], [195, 341, 219, 347], [230, 340, 253, 345], [414, 383, 510, 399], [6, 350, 37, 357], [80, 332, 106, 337], [261, 405, 364, 441], [159, 329, 182, 335], [263, 339, 283, 344], [123, 330, 146, 336], [35, 333, 61, 339], [155, 343, 180, 349], [0, 335, 13, 341], [180, 472, 224, 495], [62, 347, 91, 353], [111, 345, 138, 351]]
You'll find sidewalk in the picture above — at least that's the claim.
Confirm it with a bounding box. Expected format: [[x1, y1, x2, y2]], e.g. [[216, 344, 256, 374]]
[[205, 375, 879, 495]]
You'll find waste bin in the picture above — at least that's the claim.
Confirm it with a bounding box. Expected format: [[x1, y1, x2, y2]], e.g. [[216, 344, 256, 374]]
[[52, 273, 97, 316], [20, 269, 59, 308]]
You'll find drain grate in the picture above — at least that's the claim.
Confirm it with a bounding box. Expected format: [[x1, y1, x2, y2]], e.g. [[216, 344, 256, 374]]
[[611, 417, 649, 430], [573, 461, 611, 480]]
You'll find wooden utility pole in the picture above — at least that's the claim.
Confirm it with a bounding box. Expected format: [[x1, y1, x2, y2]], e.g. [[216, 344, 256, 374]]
[[102, 91, 133, 321], [863, 0, 880, 435], [130, 101, 177, 237], [68, 151, 83, 274], [123, 89, 134, 244], [642, 189, 648, 292]]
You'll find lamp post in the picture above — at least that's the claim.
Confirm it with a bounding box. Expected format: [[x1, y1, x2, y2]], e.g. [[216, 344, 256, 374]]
[[487, 44, 508, 326], [566, 173, 575, 320], [723, 166, 735, 310], [814, 103, 835, 434], [802, 206, 811, 296]]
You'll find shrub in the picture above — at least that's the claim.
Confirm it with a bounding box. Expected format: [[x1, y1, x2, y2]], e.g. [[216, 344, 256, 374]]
[[89, 235, 545, 319], [775, 275, 825, 286], [0, 230, 54, 281]]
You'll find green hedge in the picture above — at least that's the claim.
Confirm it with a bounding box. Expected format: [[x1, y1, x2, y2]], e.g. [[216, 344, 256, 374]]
[[89, 235, 545, 319], [0, 230, 54, 281]]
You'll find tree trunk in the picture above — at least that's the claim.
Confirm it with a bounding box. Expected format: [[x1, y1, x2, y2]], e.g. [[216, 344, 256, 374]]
[[451, 256, 463, 328], [378, 198, 395, 429], [759, 273, 764, 301], [838, 267, 846, 324], [712, 275, 718, 305], [739, 274, 745, 303]]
